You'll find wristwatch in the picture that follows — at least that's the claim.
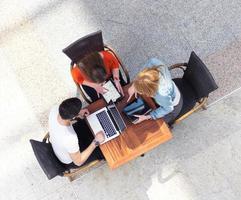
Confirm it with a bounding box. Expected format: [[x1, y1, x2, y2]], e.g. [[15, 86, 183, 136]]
[[93, 139, 100, 147]]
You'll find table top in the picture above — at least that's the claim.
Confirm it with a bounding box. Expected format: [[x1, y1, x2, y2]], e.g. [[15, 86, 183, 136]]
[[86, 84, 172, 169]]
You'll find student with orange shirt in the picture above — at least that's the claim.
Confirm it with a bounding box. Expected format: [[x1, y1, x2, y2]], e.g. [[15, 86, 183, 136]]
[[71, 51, 124, 101]]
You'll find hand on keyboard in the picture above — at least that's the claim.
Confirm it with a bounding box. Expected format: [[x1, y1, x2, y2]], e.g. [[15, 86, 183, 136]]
[[95, 131, 105, 143]]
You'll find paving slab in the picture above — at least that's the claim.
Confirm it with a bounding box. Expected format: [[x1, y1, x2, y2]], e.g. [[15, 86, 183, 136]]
[[1, 0, 241, 199]]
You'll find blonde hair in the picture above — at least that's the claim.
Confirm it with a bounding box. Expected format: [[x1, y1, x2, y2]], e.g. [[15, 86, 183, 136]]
[[133, 66, 161, 97]]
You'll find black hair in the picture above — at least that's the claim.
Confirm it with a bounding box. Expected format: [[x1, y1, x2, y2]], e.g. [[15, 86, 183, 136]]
[[59, 98, 82, 120]]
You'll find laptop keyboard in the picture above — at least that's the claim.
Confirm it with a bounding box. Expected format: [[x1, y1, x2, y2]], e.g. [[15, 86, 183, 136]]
[[109, 107, 126, 131], [96, 111, 117, 138]]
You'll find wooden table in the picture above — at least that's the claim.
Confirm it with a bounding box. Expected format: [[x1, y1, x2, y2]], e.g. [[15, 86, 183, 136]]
[[86, 84, 172, 169]]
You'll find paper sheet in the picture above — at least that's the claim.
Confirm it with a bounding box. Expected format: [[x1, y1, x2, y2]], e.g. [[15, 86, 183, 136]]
[[102, 80, 121, 103]]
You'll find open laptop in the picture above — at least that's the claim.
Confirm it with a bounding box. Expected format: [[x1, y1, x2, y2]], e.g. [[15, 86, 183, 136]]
[[86, 102, 126, 144]]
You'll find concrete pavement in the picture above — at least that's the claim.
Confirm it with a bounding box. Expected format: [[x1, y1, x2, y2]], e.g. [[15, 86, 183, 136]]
[[1, 0, 241, 199]]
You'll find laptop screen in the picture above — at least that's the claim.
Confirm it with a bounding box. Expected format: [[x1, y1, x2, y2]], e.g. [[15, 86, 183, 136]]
[[107, 103, 126, 132]]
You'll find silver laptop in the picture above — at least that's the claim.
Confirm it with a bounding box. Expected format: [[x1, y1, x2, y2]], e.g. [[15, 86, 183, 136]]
[[86, 102, 126, 144]]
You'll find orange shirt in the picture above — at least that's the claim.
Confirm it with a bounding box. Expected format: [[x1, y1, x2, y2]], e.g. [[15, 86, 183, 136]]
[[71, 50, 119, 84]]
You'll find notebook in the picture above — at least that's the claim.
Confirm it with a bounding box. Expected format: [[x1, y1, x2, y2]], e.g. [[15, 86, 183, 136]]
[[102, 80, 123, 103]]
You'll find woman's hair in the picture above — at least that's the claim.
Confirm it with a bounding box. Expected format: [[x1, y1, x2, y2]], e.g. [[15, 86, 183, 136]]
[[133, 66, 161, 97], [59, 98, 82, 120], [77, 52, 107, 83]]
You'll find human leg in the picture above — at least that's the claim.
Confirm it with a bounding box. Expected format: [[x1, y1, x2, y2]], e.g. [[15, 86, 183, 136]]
[[82, 85, 99, 102]]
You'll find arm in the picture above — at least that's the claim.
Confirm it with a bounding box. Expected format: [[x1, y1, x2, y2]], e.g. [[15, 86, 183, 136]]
[[104, 51, 124, 96], [69, 141, 96, 166], [69, 131, 105, 166], [150, 95, 174, 120], [82, 80, 99, 89], [76, 108, 90, 119], [112, 68, 120, 80], [82, 80, 108, 97], [112, 68, 123, 94], [134, 95, 174, 123], [127, 84, 137, 102], [112, 68, 124, 95], [72, 67, 107, 96]]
